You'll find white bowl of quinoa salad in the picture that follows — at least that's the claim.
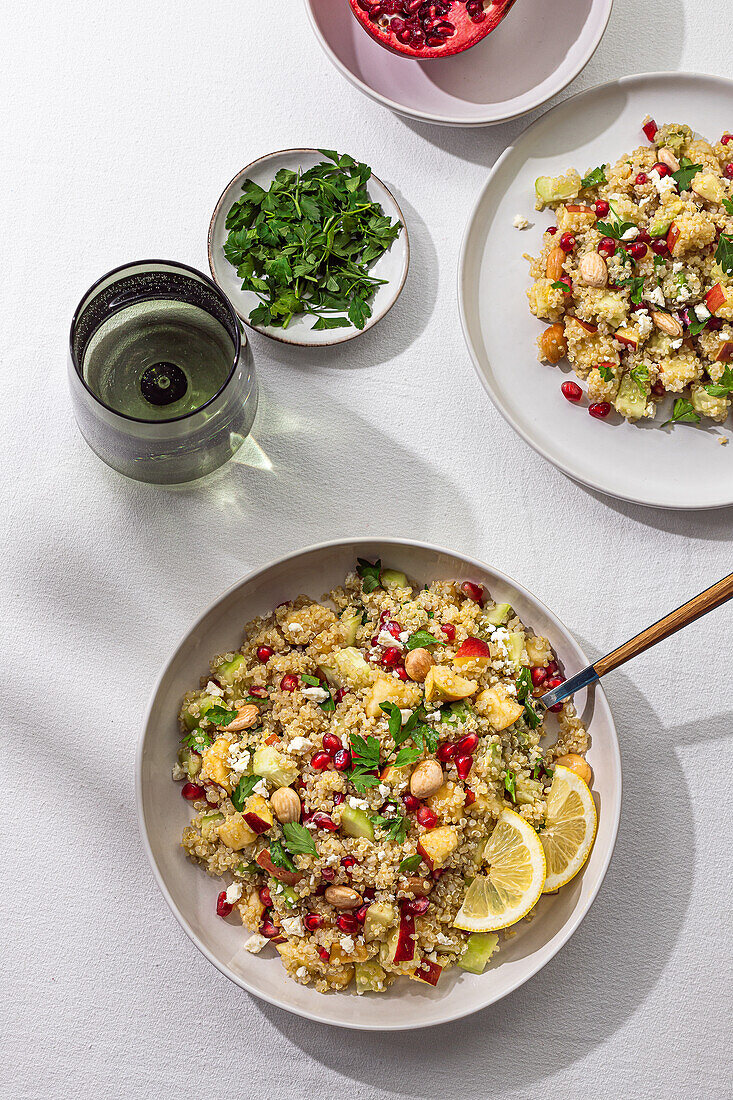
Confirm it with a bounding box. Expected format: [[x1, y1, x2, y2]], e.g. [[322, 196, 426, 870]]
[[459, 72, 733, 509], [137, 540, 620, 1030]]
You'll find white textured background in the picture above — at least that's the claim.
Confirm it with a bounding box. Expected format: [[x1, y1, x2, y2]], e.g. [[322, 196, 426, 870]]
[[2, 1, 732, 1097]]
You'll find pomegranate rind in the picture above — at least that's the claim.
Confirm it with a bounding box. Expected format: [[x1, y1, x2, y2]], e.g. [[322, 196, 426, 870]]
[[348, 0, 519, 60]]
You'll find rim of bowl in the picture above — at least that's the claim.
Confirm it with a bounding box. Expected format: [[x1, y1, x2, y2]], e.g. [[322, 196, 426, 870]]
[[207, 149, 410, 347], [458, 70, 733, 510], [68, 258, 242, 424], [136, 536, 622, 1030], [303, 0, 614, 128]]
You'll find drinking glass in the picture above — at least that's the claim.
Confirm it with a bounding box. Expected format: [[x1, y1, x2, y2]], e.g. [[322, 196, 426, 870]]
[[68, 260, 258, 484]]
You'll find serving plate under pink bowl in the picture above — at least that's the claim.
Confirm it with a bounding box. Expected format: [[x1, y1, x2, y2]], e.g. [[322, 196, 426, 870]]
[[305, 0, 614, 127], [137, 538, 621, 1029]]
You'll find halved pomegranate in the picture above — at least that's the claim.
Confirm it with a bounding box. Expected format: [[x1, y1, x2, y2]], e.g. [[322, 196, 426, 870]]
[[349, 0, 519, 60]]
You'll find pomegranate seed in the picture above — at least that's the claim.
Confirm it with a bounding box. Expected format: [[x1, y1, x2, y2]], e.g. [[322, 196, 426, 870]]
[[333, 791, 346, 806], [259, 886, 273, 907], [642, 118, 658, 141], [437, 741, 457, 762], [652, 380, 665, 397], [456, 732, 479, 755], [559, 232, 576, 252], [216, 891, 234, 918], [594, 200, 610, 217], [561, 381, 582, 403], [317, 947, 330, 961], [546, 676, 565, 713], [635, 172, 648, 185], [256, 645, 273, 663], [394, 666, 409, 681], [545, 660, 558, 675], [406, 895, 430, 916], [334, 688, 347, 704], [280, 674, 299, 692], [652, 162, 671, 178], [312, 812, 338, 831], [385, 620, 403, 638], [725, 164, 733, 179], [455, 755, 473, 780], [181, 782, 204, 801], [651, 238, 669, 256], [333, 748, 352, 771], [341, 856, 357, 873], [363, 886, 376, 900], [355, 903, 370, 923], [416, 806, 438, 829], [531, 666, 548, 686], [304, 912, 323, 931], [248, 684, 268, 698], [461, 581, 485, 606], [464, 789, 476, 807], [636, 230, 651, 244], [336, 913, 360, 934], [322, 732, 342, 755], [722, 134, 732, 145], [311, 751, 331, 771], [441, 623, 456, 641], [628, 241, 647, 260], [320, 867, 335, 882], [401, 792, 421, 813], [598, 237, 616, 258], [559, 275, 572, 291], [381, 646, 402, 669], [589, 402, 611, 419]]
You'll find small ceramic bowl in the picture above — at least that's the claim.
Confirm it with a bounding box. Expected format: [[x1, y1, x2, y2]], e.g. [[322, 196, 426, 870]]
[[137, 537, 621, 1030], [208, 149, 410, 346]]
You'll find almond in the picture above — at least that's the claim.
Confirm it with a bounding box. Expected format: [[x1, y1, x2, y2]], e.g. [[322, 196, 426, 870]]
[[539, 322, 567, 364], [650, 309, 683, 338], [657, 146, 680, 172], [409, 759, 444, 800], [545, 246, 566, 282], [578, 252, 608, 288], [219, 704, 260, 731]]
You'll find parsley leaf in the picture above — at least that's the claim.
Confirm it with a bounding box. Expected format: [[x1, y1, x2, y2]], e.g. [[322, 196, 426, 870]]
[[300, 674, 321, 686], [269, 841, 297, 874], [715, 232, 733, 276], [598, 365, 616, 382], [356, 557, 382, 594], [348, 733, 382, 791], [405, 631, 440, 651], [398, 854, 423, 874], [629, 364, 650, 394], [203, 705, 238, 727], [182, 729, 213, 751], [581, 165, 608, 189], [662, 398, 701, 426], [551, 280, 572, 293], [671, 158, 702, 192], [394, 744, 422, 768], [232, 774, 264, 812], [597, 219, 636, 241], [380, 701, 404, 744], [705, 367, 733, 396], [504, 770, 517, 803], [282, 822, 318, 857], [686, 315, 709, 336], [371, 813, 408, 844], [300, 673, 334, 711], [515, 668, 541, 730], [617, 275, 645, 304], [723, 198, 733, 215]]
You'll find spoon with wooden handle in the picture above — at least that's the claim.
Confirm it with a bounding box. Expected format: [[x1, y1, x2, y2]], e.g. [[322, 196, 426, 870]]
[[537, 571, 733, 712]]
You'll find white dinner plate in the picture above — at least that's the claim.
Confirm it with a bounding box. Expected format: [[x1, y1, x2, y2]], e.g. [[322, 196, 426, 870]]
[[459, 72, 733, 510], [305, 0, 613, 127], [208, 150, 409, 346], [137, 538, 621, 1030]]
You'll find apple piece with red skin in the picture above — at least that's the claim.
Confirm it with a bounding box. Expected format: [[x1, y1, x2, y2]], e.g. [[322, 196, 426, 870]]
[[706, 283, 728, 315], [614, 328, 638, 350], [716, 342, 733, 362], [571, 317, 598, 335], [453, 636, 490, 670], [667, 222, 681, 254], [393, 906, 416, 964], [255, 848, 303, 886], [413, 960, 443, 986], [242, 794, 274, 836], [565, 204, 597, 218]]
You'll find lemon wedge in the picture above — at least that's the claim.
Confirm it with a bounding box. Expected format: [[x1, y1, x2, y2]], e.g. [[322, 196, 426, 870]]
[[540, 764, 597, 893], [453, 809, 546, 932]]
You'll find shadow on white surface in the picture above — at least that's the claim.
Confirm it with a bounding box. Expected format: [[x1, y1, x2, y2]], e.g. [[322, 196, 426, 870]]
[[578, 484, 733, 539], [256, 665, 708, 1092], [396, 0, 686, 166]]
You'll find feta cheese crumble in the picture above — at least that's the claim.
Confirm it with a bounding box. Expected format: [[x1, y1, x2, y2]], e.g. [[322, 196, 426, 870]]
[[348, 796, 369, 810], [288, 736, 314, 754], [339, 935, 355, 954], [513, 213, 530, 230], [646, 286, 666, 308], [296, 966, 309, 980], [620, 226, 639, 241], [225, 882, 243, 905], [281, 916, 304, 937], [694, 303, 711, 322], [252, 779, 269, 798], [636, 310, 652, 339], [649, 168, 676, 198], [205, 680, 224, 697], [302, 686, 329, 703], [377, 630, 404, 649], [244, 933, 268, 954]]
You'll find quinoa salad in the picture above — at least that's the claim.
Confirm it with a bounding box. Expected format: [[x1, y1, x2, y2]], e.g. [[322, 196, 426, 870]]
[[526, 119, 733, 427], [173, 561, 593, 995]]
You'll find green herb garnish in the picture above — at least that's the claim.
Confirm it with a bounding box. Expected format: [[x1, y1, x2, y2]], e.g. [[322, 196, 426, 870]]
[[371, 813, 408, 844], [617, 275, 645, 304], [515, 668, 541, 730], [232, 773, 264, 812], [223, 151, 402, 331], [705, 367, 733, 396], [581, 165, 608, 189], [662, 398, 701, 426], [723, 198, 733, 215], [282, 822, 318, 857], [405, 630, 440, 651], [356, 557, 382, 594], [551, 280, 572, 293], [202, 705, 238, 727], [598, 365, 616, 382], [715, 232, 733, 276], [182, 729, 213, 751], [269, 841, 297, 874], [300, 674, 321, 686], [596, 219, 636, 241], [348, 733, 382, 792], [671, 158, 702, 192], [398, 854, 423, 874], [504, 770, 517, 803], [686, 315, 708, 336], [629, 364, 650, 394]]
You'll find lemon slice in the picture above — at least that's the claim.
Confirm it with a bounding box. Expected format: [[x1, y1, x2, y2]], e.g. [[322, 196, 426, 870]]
[[453, 809, 546, 932], [540, 765, 597, 893]]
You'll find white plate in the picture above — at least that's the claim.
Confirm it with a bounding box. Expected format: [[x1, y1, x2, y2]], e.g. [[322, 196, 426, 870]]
[[305, 0, 613, 127], [459, 72, 733, 510], [208, 149, 409, 346], [136, 538, 621, 1031]]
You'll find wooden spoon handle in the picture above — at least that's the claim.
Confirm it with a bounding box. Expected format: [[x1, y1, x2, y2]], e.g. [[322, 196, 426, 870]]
[[593, 571, 733, 678]]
